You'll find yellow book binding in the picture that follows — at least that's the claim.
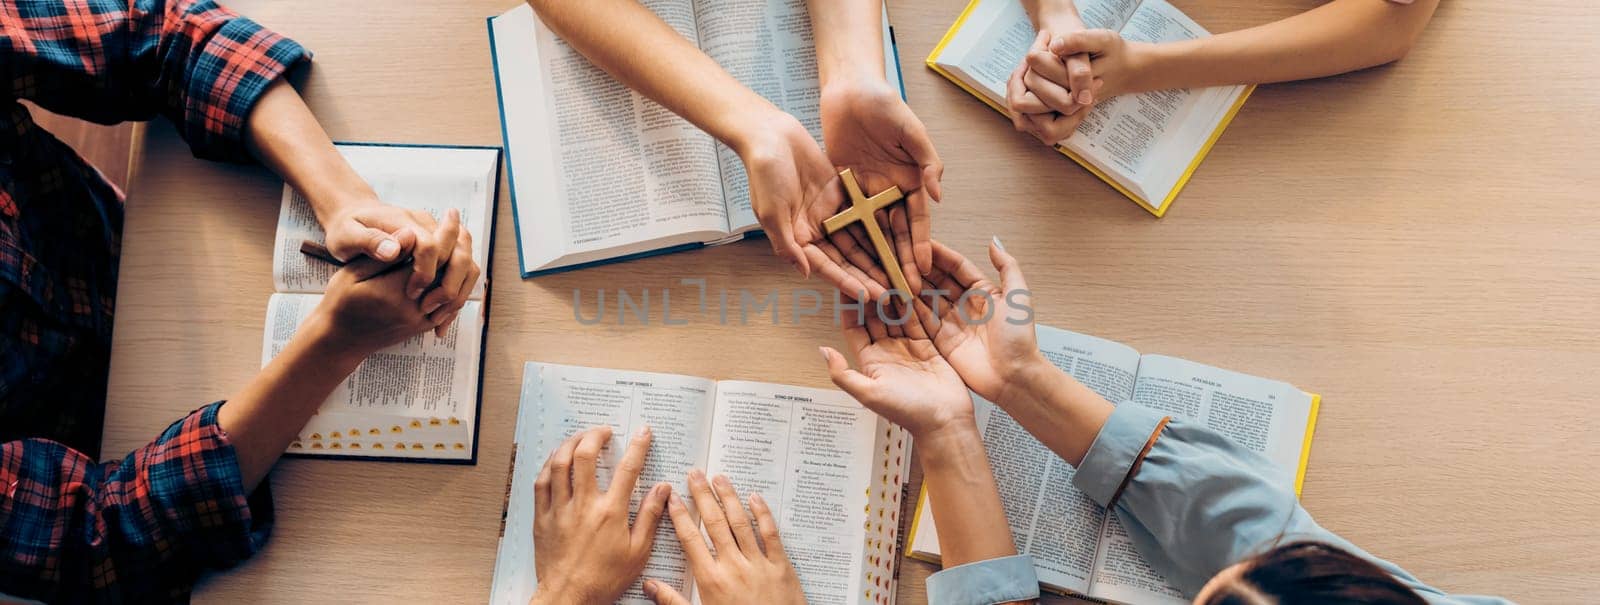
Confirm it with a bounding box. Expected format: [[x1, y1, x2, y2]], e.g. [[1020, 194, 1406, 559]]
[[925, 0, 1253, 217]]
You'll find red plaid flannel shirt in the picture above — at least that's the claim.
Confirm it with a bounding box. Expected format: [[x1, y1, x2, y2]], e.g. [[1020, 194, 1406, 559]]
[[1, 1, 306, 601]]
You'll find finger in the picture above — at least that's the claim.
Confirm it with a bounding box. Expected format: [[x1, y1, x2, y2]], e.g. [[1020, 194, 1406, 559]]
[[864, 306, 890, 341], [709, 475, 760, 557], [805, 245, 866, 301], [427, 264, 478, 337], [990, 236, 1031, 312], [1050, 29, 1118, 58], [820, 346, 875, 401], [571, 425, 612, 498], [338, 256, 405, 284], [909, 295, 943, 339], [818, 239, 890, 302], [632, 482, 671, 554], [884, 299, 907, 339], [1064, 52, 1096, 109], [903, 296, 933, 340], [1006, 64, 1037, 130], [889, 206, 926, 298], [827, 229, 892, 295], [764, 209, 810, 277], [420, 229, 476, 315], [667, 490, 713, 568], [688, 469, 740, 558], [643, 579, 692, 605], [1029, 111, 1085, 145], [1023, 68, 1077, 115], [406, 209, 457, 300], [749, 492, 789, 562], [345, 226, 405, 263], [610, 425, 653, 504], [931, 240, 992, 290], [548, 432, 582, 504], [535, 448, 554, 514], [900, 120, 944, 205]]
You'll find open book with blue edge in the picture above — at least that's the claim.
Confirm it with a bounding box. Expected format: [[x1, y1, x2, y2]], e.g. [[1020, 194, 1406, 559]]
[[488, 2, 905, 277]]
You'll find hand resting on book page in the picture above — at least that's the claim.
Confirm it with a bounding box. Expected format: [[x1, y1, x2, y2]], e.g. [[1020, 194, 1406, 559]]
[[530, 426, 670, 605], [219, 254, 444, 490], [644, 471, 804, 605]]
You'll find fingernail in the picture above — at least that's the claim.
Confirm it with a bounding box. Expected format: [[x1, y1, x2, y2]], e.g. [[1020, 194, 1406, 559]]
[[751, 492, 766, 506], [992, 236, 1006, 251], [409, 287, 425, 300], [818, 346, 830, 362], [376, 239, 400, 259], [689, 468, 705, 481], [424, 301, 444, 314], [636, 425, 651, 439], [713, 474, 731, 489], [1078, 90, 1094, 105], [643, 580, 658, 597]]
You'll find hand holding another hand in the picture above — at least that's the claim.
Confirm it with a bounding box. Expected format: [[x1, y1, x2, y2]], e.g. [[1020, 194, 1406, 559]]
[[323, 204, 480, 337]]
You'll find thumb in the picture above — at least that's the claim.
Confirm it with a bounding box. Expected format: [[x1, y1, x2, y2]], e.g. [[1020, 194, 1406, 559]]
[[988, 236, 1031, 311], [1050, 29, 1117, 58], [329, 225, 407, 263], [819, 347, 875, 401], [642, 579, 691, 605]]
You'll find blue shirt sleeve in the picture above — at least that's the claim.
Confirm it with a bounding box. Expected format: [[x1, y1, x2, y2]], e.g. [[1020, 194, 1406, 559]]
[[925, 554, 1040, 605], [1071, 403, 1513, 605]]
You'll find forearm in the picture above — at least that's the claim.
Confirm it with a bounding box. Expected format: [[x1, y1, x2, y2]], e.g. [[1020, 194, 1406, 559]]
[[918, 424, 1017, 567], [217, 313, 365, 490], [244, 78, 378, 225], [1022, 0, 1083, 32], [527, 0, 785, 153], [805, 0, 885, 88], [998, 360, 1115, 467], [1129, 0, 1438, 93]]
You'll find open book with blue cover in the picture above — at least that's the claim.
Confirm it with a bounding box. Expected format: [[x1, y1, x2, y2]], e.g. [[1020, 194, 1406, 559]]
[[489, 2, 904, 276]]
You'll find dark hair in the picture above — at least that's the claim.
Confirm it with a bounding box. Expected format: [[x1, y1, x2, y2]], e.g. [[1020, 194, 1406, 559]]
[[1201, 541, 1428, 605]]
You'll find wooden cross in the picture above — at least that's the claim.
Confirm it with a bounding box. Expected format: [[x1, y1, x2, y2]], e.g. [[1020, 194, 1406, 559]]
[[822, 168, 913, 299]]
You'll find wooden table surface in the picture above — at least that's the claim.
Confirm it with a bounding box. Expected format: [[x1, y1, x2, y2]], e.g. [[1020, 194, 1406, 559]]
[[102, 0, 1600, 602]]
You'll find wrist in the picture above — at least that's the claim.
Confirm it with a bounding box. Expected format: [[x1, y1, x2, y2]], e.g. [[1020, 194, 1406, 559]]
[[294, 308, 369, 372], [727, 108, 807, 160], [309, 182, 381, 229], [916, 416, 981, 454], [1122, 41, 1169, 95], [1031, 0, 1083, 32], [1001, 353, 1066, 410]]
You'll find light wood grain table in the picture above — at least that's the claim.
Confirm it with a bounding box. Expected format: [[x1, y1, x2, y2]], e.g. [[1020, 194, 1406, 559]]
[[101, 1, 1600, 602]]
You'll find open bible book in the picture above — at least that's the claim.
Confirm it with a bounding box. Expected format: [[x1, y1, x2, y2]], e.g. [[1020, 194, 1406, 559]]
[[906, 324, 1320, 605], [488, 2, 903, 276], [928, 0, 1252, 216], [261, 143, 500, 462], [491, 362, 910, 605]]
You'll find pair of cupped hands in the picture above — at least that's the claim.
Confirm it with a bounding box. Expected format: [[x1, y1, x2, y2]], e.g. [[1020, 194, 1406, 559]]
[[530, 238, 1046, 605]]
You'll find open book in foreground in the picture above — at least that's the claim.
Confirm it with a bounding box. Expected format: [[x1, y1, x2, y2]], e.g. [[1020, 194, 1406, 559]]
[[928, 0, 1252, 216], [488, 2, 903, 276], [907, 324, 1320, 605], [491, 362, 910, 605], [261, 143, 500, 463]]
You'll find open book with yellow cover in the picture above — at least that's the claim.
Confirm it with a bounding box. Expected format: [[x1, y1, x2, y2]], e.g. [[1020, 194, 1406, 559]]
[[906, 323, 1320, 605], [927, 0, 1252, 216]]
